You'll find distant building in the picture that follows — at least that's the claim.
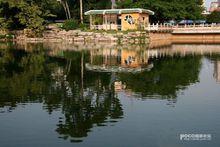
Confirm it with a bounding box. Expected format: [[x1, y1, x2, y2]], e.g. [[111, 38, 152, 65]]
[[209, 1, 220, 12]]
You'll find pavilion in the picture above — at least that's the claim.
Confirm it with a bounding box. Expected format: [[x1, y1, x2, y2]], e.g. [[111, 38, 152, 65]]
[[84, 8, 154, 31]]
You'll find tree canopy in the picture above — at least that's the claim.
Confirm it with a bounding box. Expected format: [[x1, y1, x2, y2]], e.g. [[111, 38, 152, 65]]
[[207, 11, 220, 23], [0, 0, 204, 31], [117, 0, 204, 22]]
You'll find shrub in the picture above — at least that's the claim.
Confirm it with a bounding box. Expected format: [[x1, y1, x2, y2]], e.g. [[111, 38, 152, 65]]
[[207, 11, 220, 23], [62, 19, 79, 30], [79, 23, 89, 30]]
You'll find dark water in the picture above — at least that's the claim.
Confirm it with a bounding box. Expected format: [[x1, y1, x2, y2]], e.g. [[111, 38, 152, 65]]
[[0, 43, 220, 147]]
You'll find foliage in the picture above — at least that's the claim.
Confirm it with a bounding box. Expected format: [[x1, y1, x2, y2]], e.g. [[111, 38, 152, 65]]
[[57, 0, 112, 23], [0, 34, 14, 39], [1, 0, 111, 31], [0, 0, 205, 31], [15, 2, 45, 36], [0, 0, 61, 35], [207, 11, 220, 23], [117, 0, 204, 22], [62, 19, 79, 30], [78, 23, 89, 30]]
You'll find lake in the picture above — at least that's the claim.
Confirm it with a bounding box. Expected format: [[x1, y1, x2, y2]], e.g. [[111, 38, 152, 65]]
[[0, 42, 220, 147]]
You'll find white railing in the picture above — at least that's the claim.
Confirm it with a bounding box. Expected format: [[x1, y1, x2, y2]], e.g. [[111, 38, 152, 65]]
[[91, 23, 220, 32], [91, 24, 122, 30], [146, 23, 220, 31]]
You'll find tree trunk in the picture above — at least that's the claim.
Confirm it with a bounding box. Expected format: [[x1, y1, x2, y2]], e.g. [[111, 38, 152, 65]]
[[80, 0, 83, 24], [61, 1, 69, 19], [65, 1, 71, 19]]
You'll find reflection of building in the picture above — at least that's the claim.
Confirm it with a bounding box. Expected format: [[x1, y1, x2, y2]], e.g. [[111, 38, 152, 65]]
[[214, 61, 220, 83], [84, 8, 154, 31], [87, 48, 153, 73], [114, 81, 126, 91], [120, 50, 148, 68]]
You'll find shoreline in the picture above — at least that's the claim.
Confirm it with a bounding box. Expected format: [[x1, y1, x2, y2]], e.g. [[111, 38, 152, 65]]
[[0, 29, 151, 44], [1, 29, 220, 45]]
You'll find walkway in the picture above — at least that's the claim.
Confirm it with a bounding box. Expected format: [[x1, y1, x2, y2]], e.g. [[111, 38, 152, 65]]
[[147, 24, 220, 34]]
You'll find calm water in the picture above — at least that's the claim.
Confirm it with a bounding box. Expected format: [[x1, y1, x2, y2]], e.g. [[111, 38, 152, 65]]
[[0, 43, 220, 147]]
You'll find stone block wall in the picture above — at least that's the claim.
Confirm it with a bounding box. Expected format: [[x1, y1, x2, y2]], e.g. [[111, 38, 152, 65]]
[[14, 29, 150, 44]]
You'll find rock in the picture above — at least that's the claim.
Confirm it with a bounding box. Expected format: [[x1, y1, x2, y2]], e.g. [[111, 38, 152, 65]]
[[74, 37, 85, 42]]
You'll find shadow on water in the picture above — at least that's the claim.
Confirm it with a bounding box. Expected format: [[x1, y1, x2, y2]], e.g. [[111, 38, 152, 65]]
[[1, 42, 220, 142]]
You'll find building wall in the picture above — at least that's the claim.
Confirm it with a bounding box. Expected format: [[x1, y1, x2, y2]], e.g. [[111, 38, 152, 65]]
[[209, 2, 219, 12], [121, 13, 149, 31]]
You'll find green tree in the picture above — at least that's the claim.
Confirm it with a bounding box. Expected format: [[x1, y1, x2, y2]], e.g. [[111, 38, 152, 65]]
[[0, 0, 61, 32], [207, 11, 220, 23], [15, 2, 45, 36], [117, 0, 204, 22]]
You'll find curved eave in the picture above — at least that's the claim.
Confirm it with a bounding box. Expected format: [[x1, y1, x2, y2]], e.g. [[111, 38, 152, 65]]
[[84, 8, 154, 16]]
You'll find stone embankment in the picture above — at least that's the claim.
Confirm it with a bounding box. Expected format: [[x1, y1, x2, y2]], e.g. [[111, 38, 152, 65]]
[[14, 29, 149, 44]]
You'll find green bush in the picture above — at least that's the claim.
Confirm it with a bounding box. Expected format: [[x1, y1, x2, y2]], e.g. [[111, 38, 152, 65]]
[[62, 19, 79, 30], [79, 23, 89, 30], [0, 34, 14, 39], [207, 11, 220, 23]]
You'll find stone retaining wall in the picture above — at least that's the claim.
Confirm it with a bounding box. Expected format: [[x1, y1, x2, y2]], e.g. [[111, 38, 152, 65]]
[[172, 33, 220, 43], [14, 29, 150, 44]]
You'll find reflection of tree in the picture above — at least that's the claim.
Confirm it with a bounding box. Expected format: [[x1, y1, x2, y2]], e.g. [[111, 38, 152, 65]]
[[0, 48, 123, 142], [54, 51, 123, 142], [206, 54, 220, 61], [118, 55, 202, 99], [56, 84, 123, 142], [0, 48, 55, 108]]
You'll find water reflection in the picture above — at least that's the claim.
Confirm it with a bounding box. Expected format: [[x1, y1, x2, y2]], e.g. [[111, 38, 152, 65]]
[[208, 55, 220, 83], [1, 42, 220, 143], [87, 48, 153, 73], [84, 47, 203, 101], [0, 47, 123, 142], [214, 61, 220, 83]]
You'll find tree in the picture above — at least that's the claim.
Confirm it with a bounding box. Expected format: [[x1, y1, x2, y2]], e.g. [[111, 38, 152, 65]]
[[117, 0, 204, 22], [15, 2, 45, 36], [0, 0, 62, 34], [67, 0, 111, 22], [207, 11, 220, 23], [80, 0, 83, 23], [0, 0, 113, 31], [57, 0, 71, 19]]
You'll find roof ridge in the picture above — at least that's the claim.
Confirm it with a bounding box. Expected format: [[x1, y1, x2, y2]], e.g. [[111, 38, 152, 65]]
[[84, 8, 154, 15]]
